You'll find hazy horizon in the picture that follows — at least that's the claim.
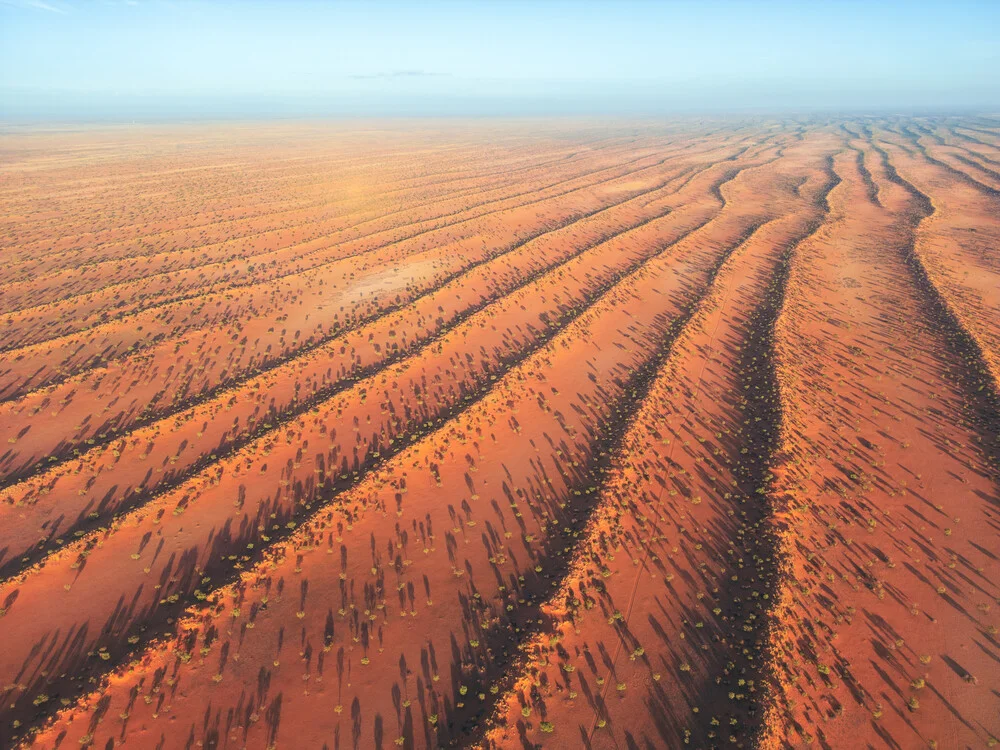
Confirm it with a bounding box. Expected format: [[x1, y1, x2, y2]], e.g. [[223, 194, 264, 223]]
[[2, 0, 999, 121]]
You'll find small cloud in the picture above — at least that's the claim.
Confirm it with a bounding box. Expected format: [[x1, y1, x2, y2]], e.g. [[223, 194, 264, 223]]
[[348, 70, 445, 80], [0, 0, 69, 12]]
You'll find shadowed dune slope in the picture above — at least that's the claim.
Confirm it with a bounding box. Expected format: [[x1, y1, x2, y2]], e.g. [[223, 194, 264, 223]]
[[0, 118, 997, 750]]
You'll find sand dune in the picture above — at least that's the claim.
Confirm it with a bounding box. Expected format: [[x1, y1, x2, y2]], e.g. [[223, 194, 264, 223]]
[[0, 118, 997, 750]]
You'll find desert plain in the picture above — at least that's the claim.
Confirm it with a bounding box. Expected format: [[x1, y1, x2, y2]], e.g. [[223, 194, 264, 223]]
[[0, 117, 998, 749]]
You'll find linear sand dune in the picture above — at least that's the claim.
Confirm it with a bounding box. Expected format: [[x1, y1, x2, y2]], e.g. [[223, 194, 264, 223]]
[[873, 131, 1000, 396], [0, 140, 749, 405], [0, 139, 754, 487], [0, 118, 996, 750], [762, 143, 999, 749], [1, 137, 684, 341], [0, 146, 680, 397], [483, 134, 839, 749], [0, 139, 785, 737], [0, 144, 748, 571]]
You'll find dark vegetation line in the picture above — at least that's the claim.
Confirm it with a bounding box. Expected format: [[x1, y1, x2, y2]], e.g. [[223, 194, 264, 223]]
[[946, 151, 1000, 184], [52, 133, 678, 274], [7, 132, 734, 318], [943, 124, 1000, 151], [897, 124, 1000, 199], [865, 136, 933, 215], [917, 118, 1000, 177], [783, 123, 807, 144], [944, 127, 1000, 169], [2, 154, 502, 270], [450, 218, 776, 749], [869, 128, 1000, 470], [0, 166, 702, 574], [877, 120, 917, 156], [0, 153, 713, 492], [840, 123, 878, 201], [846, 138, 880, 207], [960, 120, 1000, 138], [730, 150, 840, 749], [1, 140, 673, 344], [454, 152, 799, 747], [693, 232, 793, 748], [636, 133, 768, 209], [0, 147, 703, 401], [4, 134, 656, 309], [6, 133, 630, 270], [585, 220, 788, 748], [910, 120, 945, 145], [635, 138, 772, 214], [1, 149, 583, 309], [3, 157, 779, 737], [0, 149, 690, 405], [577, 147, 840, 750]]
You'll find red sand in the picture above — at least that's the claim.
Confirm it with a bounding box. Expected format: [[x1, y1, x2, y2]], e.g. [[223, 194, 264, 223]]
[[0, 119, 996, 750]]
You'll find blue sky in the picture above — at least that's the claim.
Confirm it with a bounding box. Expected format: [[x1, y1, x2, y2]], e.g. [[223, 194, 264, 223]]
[[1, 0, 998, 119]]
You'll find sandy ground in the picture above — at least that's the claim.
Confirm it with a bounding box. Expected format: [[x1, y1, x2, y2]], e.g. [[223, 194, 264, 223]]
[[0, 118, 996, 750]]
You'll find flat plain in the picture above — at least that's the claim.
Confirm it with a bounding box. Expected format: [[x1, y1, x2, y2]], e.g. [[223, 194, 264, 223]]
[[0, 117, 998, 750]]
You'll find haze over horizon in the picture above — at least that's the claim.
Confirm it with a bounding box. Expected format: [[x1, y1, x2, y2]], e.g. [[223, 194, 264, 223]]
[[2, 3, 1000, 749], [1, 0, 998, 121]]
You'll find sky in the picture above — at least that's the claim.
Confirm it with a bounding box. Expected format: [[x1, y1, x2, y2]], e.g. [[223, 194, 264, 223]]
[[1, 0, 998, 120]]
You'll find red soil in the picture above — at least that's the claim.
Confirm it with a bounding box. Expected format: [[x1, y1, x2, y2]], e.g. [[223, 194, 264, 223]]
[[762, 144, 999, 749], [0, 119, 996, 750]]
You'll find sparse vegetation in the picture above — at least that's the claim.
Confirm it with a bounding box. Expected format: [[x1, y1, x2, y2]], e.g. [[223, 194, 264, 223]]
[[1, 117, 997, 750]]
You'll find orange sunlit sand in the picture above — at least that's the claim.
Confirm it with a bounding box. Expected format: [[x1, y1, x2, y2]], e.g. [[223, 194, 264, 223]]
[[0, 119, 997, 749]]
